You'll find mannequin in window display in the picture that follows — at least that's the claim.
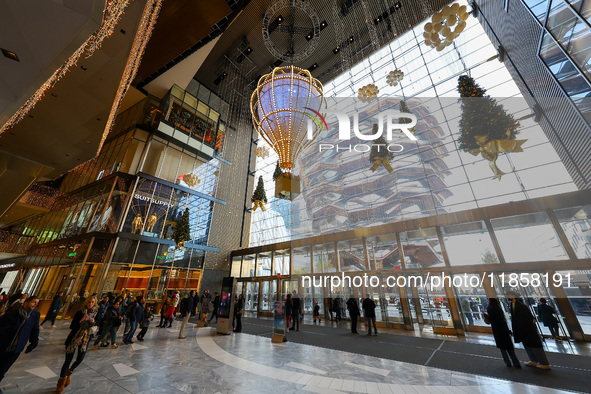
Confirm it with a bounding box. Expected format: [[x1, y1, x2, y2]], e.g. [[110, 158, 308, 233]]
[[132, 215, 143, 234], [146, 214, 158, 233]]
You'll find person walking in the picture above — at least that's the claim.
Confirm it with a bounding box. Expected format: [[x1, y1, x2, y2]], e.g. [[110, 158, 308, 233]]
[[461, 297, 474, 326], [123, 296, 144, 344], [136, 306, 154, 341], [40, 291, 63, 328], [90, 299, 122, 349], [178, 291, 194, 339], [93, 295, 110, 338], [157, 293, 171, 328], [537, 298, 561, 340], [209, 292, 221, 324], [507, 292, 551, 370], [362, 296, 378, 335], [165, 293, 178, 328], [333, 297, 342, 322], [483, 298, 521, 367], [200, 290, 211, 324], [313, 302, 321, 323], [233, 294, 244, 333], [285, 294, 293, 333], [56, 296, 97, 392], [0, 295, 40, 384], [290, 291, 301, 331], [191, 291, 199, 317], [346, 296, 360, 334]]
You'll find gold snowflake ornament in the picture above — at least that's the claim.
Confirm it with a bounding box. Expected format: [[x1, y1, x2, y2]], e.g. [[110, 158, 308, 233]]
[[423, 3, 469, 52], [254, 146, 270, 159], [386, 69, 404, 87], [358, 84, 379, 103]]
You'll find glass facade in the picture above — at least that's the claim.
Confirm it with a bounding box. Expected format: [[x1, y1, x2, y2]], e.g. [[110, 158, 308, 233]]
[[232, 190, 591, 338], [249, 4, 576, 247], [521, 0, 591, 121]]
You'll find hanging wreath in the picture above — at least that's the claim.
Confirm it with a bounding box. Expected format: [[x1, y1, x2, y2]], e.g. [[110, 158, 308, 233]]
[[423, 3, 469, 51], [386, 69, 404, 87], [255, 146, 270, 159], [358, 84, 379, 103]]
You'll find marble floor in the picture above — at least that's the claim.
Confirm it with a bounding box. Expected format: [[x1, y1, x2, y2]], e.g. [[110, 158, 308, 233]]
[[0, 320, 576, 394]]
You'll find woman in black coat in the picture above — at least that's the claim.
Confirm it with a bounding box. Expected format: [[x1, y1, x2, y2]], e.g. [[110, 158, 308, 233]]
[[507, 292, 551, 370], [40, 291, 63, 327], [483, 298, 520, 367]]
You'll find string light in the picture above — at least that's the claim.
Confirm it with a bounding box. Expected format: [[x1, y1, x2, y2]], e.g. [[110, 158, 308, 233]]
[[0, 0, 132, 134]]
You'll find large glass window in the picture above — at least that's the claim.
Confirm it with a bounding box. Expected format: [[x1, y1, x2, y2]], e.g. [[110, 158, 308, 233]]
[[313, 243, 336, 274], [441, 221, 500, 266], [337, 239, 367, 272], [273, 249, 290, 276], [454, 273, 490, 327], [292, 246, 312, 275], [490, 212, 569, 262], [522, 0, 550, 24], [366, 235, 401, 270], [241, 254, 255, 278], [554, 205, 591, 258], [558, 269, 591, 334], [400, 228, 446, 268], [257, 252, 272, 276]]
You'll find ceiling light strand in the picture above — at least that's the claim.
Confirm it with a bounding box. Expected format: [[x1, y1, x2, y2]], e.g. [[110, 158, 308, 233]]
[[0, 0, 131, 135]]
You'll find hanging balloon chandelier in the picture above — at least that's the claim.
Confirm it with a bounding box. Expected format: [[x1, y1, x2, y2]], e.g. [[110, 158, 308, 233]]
[[250, 66, 325, 172]]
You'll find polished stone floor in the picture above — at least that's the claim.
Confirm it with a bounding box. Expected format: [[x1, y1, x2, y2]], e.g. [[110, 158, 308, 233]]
[[0, 319, 576, 393]]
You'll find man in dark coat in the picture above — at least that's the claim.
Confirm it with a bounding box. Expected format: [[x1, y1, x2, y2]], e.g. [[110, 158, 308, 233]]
[[346, 297, 360, 334], [191, 291, 199, 317], [362, 296, 378, 335], [0, 295, 40, 383], [483, 298, 520, 367], [123, 296, 144, 344], [40, 291, 63, 327], [178, 291, 194, 339], [507, 292, 550, 370], [208, 292, 221, 324], [290, 291, 301, 331]]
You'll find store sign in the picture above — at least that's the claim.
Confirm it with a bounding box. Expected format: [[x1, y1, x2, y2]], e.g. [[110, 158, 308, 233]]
[[133, 193, 173, 208], [68, 252, 77, 257], [156, 255, 172, 260]]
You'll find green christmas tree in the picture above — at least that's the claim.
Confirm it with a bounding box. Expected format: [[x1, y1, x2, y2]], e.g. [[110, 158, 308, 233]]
[[251, 176, 267, 211], [399, 100, 416, 134], [457, 75, 520, 151], [369, 128, 394, 173], [172, 207, 191, 249], [252, 176, 268, 203], [273, 161, 283, 181]]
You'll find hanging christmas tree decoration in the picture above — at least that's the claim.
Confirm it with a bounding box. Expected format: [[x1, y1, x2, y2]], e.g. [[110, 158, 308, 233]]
[[273, 161, 283, 181], [178, 173, 201, 188], [251, 176, 268, 211], [369, 125, 394, 173], [358, 84, 379, 103], [386, 69, 404, 87], [423, 3, 469, 51], [399, 101, 416, 134], [457, 75, 527, 180], [254, 146, 270, 159], [172, 207, 191, 250]]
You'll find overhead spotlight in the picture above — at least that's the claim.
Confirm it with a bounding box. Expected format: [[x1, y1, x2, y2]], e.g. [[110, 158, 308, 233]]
[[236, 47, 253, 64], [309, 63, 318, 71], [213, 71, 228, 85], [306, 31, 314, 41], [277, 15, 283, 23], [320, 20, 328, 30], [349, 36, 354, 43], [333, 46, 340, 54], [374, 17, 381, 25], [395, 1, 402, 8], [246, 47, 252, 54]]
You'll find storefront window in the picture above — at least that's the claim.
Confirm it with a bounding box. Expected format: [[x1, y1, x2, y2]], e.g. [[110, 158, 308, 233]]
[[257, 252, 272, 276], [442, 221, 500, 266], [558, 270, 591, 334], [554, 205, 591, 258], [490, 211, 569, 262], [400, 228, 446, 268]]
